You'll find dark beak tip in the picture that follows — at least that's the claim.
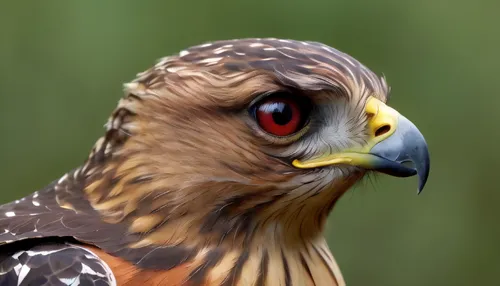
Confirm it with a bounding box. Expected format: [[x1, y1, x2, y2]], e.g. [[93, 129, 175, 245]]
[[417, 186, 424, 195], [417, 182, 426, 194], [416, 159, 430, 195]]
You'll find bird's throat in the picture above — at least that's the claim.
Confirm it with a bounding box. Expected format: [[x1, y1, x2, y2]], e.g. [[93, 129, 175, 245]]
[[182, 235, 344, 286]]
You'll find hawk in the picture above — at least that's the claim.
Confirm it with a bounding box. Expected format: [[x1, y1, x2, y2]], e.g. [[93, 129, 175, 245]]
[[0, 38, 430, 286]]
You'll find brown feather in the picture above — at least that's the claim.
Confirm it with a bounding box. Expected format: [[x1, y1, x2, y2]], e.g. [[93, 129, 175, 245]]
[[0, 38, 391, 285]]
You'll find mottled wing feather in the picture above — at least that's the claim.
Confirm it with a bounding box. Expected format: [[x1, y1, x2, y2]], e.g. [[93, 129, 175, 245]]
[[0, 169, 98, 244], [0, 242, 116, 286], [0, 171, 128, 250], [0, 170, 196, 269]]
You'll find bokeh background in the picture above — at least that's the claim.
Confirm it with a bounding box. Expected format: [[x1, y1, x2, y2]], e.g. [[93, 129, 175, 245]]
[[0, 1, 497, 285]]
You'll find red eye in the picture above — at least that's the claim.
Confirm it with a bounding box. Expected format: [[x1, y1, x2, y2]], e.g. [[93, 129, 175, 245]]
[[254, 96, 306, 136]]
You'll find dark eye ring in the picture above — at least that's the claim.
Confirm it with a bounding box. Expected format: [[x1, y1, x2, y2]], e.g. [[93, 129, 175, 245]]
[[250, 93, 311, 137]]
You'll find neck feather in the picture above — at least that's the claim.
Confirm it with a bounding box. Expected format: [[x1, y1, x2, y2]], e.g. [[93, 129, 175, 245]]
[[169, 235, 344, 286]]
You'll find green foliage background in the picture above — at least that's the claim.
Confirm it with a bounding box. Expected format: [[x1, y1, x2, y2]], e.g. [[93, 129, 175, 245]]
[[0, 1, 497, 285]]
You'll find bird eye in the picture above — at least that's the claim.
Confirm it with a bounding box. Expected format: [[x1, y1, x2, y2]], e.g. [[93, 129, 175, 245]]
[[252, 94, 310, 137]]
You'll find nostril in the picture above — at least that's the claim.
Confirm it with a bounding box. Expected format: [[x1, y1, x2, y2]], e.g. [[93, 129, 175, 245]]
[[375, 125, 391, 137]]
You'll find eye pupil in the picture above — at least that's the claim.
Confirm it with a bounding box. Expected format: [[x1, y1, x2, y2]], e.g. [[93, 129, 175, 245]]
[[271, 103, 293, 125]]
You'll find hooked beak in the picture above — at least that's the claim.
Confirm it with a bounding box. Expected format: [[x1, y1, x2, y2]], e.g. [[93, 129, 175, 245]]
[[292, 96, 430, 193]]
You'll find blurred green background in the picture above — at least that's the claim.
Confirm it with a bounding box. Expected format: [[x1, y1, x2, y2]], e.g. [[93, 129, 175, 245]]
[[0, 1, 497, 285]]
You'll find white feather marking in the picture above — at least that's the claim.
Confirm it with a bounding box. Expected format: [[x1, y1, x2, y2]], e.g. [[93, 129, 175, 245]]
[[69, 276, 80, 286], [58, 173, 68, 184], [249, 43, 264, 47], [59, 277, 77, 285], [17, 265, 31, 286], [13, 264, 21, 276], [342, 56, 356, 67], [198, 57, 223, 64], [33, 192, 39, 198], [11, 250, 23, 259], [179, 50, 189, 57], [275, 49, 298, 59], [200, 43, 213, 47], [264, 47, 276, 51], [213, 48, 230, 54], [77, 246, 117, 285], [104, 143, 113, 155], [123, 82, 139, 92], [83, 254, 96, 260], [81, 264, 105, 277], [32, 201, 40, 206], [25, 249, 62, 256], [119, 122, 138, 133], [166, 66, 186, 73], [5, 212, 15, 217]]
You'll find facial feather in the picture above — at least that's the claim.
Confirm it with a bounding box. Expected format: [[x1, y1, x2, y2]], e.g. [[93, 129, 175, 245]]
[[81, 39, 389, 248], [0, 38, 402, 286]]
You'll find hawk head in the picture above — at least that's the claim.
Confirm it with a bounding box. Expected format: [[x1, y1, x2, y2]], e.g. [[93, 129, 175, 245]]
[[84, 38, 429, 249], [0, 38, 429, 285]]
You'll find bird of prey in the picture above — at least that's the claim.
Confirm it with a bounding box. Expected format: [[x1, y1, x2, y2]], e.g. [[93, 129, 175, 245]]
[[0, 38, 429, 286]]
